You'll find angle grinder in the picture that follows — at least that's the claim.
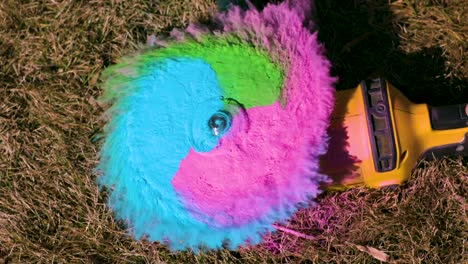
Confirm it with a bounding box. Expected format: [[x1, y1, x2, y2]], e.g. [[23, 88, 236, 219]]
[[321, 77, 468, 189]]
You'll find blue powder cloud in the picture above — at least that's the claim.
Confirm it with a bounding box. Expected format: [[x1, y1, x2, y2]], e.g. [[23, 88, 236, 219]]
[[97, 58, 274, 250]]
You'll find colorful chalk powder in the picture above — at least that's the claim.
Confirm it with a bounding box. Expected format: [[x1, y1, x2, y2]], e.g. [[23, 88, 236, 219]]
[[97, 0, 335, 251]]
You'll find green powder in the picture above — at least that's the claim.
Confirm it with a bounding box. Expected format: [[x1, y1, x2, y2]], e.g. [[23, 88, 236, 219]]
[[105, 36, 284, 109]]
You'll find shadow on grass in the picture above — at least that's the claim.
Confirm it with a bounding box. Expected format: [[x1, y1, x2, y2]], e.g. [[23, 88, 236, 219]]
[[250, 0, 467, 105], [314, 0, 468, 106]]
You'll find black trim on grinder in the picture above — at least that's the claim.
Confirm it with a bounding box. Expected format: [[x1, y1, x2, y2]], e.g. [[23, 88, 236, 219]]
[[361, 78, 397, 172], [430, 104, 468, 130], [420, 132, 468, 161]]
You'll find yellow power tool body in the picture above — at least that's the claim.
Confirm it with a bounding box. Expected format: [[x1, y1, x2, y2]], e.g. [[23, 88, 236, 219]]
[[321, 77, 468, 189]]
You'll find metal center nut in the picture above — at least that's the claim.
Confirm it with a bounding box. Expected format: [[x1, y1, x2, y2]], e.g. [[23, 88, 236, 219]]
[[208, 111, 231, 136]]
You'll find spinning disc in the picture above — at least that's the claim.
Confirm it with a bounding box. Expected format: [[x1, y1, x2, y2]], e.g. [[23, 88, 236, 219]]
[[97, 0, 335, 250]]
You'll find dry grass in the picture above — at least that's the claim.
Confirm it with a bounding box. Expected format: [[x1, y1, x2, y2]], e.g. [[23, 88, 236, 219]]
[[0, 0, 466, 263]]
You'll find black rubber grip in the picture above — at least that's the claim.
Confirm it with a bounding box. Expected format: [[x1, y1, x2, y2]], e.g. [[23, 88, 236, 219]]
[[430, 104, 468, 130]]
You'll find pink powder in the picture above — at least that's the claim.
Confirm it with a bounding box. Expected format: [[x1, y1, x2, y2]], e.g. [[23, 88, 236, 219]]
[[171, 0, 335, 227]]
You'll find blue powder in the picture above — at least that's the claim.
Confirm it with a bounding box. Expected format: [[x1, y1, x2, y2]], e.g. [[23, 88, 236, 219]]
[[97, 58, 273, 250]]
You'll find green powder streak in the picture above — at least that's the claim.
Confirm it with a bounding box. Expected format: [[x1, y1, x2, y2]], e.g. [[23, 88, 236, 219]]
[[101, 36, 284, 109]]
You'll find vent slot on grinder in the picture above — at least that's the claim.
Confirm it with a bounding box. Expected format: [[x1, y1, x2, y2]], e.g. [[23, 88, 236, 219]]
[[362, 78, 397, 172]]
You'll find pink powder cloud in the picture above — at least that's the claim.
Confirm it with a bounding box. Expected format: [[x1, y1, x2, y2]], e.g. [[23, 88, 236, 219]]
[[172, 0, 335, 227]]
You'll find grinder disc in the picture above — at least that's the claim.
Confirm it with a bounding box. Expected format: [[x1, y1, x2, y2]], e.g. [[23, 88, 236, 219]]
[[97, 0, 335, 251]]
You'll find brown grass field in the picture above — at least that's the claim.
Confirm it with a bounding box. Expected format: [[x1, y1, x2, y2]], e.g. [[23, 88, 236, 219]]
[[0, 0, 466, 263]]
